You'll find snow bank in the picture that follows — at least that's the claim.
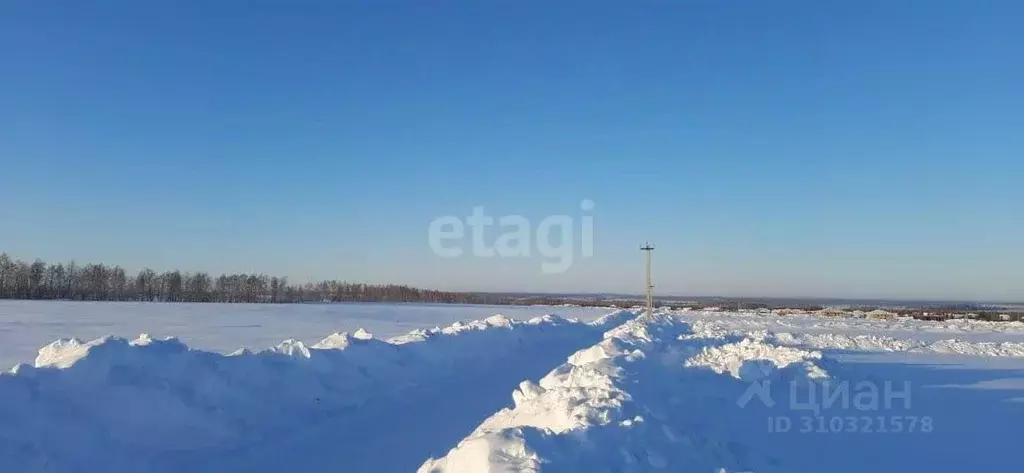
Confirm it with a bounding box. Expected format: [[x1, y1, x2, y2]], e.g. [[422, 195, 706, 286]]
[[419, 313, 790, 472], [0, 310, 634, 473], [424, 310, 1024, 473], [686, 310, 1024, 337], [684, 337, 830, 381], [0, 301, 620, 370], [688, 316, 1024, 357], [764, 331, 1024, 357]]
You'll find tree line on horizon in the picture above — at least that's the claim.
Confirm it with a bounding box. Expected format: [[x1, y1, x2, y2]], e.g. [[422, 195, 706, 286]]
[[0, 253, 497, 304], [10, 252, 1013, 318]]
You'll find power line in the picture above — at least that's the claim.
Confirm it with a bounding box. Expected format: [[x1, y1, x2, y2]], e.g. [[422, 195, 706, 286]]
[[641, 243, 654, 318]]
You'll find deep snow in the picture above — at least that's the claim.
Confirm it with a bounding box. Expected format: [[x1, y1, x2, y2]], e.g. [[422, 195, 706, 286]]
[[0, 305, 634, 473], [3, 305, 1024, 472], [425, 312, 1024, 472], [0, 300, 614, 370]]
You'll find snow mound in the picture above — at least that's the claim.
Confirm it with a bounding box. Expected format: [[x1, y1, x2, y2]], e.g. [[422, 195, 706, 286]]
[[683, 314, 1024, 358], [921, 338, 1024, 356], [684, 337, 831, 382], [767, 331, 1024, 357], [768, 331, 917, 352], [419, 314, 767, 472], [0, 310, 635, 473]]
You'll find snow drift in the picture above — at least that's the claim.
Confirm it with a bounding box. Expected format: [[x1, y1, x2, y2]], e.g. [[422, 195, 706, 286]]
[[419, 310, 1024, 472], [688, 317, 1024, 357], [0, 310, 635, 473], [5, 305, 1024, 473], [767, 331, 1024, 357], [684, 337, 831, 382], [419, 313, 806, 472]]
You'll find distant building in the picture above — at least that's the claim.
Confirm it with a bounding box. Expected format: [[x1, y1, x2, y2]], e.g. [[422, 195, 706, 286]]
[[866, 309, 896, 320], [775, 308, 808, 316], [816, 308, 846, 317]]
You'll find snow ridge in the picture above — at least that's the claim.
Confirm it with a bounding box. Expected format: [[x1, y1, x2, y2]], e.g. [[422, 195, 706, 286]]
[[767, 331, 1024, 357], [0, 310, 633, 473], [684, 337, 831, 382], [420, 313, 794, 472], [688, 317, 1024, 357]]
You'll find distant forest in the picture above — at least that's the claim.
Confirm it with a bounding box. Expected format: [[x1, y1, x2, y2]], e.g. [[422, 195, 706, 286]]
[[2, 253, 1019, 320], [0, 253, 519, 304]]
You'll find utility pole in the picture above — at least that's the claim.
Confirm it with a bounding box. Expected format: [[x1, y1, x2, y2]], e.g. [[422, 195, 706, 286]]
[[641, 243, 655, 318]]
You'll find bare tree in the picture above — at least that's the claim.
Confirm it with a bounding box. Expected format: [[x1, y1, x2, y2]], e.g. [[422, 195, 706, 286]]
[[135, 268, 156, 301], [65, 261, 79, 301], [43, 263, 64, 299], [0, 253, 11, 298], [29, 259, 46, 299], [109, 266, 127, 301], [82, 264, 109, 301], [162, 271, 183, 302], [186, 272, 212, 302]]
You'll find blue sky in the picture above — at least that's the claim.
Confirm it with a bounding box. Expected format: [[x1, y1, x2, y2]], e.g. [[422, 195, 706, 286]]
[[1, 1, 1021, 301]]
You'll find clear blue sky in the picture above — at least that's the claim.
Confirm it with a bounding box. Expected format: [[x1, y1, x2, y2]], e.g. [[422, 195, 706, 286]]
[[2, 1, 1021, 301]]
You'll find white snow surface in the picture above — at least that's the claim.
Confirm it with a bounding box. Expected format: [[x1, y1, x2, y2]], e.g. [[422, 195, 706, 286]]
[[423, 311, 1024, 472], [684, 315, 1024, 357], [0, 304, 634, 473], [4, 305, 1024, 472], [0, 300, 615, 370], [420, 314, 796, 472]]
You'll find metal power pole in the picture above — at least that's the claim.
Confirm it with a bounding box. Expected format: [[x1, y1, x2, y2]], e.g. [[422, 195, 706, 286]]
[[641, 243, 655, 318]]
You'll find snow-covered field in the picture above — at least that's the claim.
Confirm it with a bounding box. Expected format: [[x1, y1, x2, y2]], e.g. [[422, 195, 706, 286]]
[[3, 303, 1024, 472], [0, 301, 614, 370]]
